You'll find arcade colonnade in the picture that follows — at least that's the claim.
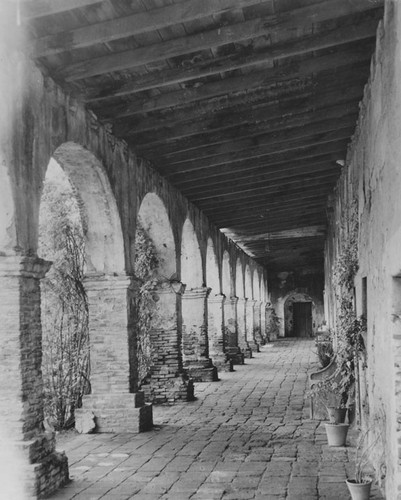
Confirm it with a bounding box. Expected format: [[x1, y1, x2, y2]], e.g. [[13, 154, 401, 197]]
[[0, 44, 271, 498]]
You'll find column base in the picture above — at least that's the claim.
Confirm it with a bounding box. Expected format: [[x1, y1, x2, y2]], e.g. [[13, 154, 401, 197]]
[[242, 346, 253, 359], [212, 353, 234, 372], [25, 450, 69, 499], [226, 347, 245, 365], [75, 392, 153, 433], [248, 341, 260, 353], [141, 376, 195, 404], [185, 358, 218, 382]]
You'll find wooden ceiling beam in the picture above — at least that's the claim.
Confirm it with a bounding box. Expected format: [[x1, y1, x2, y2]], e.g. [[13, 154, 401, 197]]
[[190, 172, 338, 203], [214, 204, 327, 226], [223, 214, 327, 233], [202, 189, 334, 216], [208, 194, 327, 220], [161, 121, 355, 173], [22, 0, 103, 20], [105, 47, 370, 119], [164, 142, 347, 184], [127, 84, 363, 146], [56, 0, 382, 81], [184, 169, 339, 202], [117, 66, 367, 137], [177, 160, 341, 195], [154, 105, 359, 164], [31, 0, 267, 57], [86, 17, 378, 102], [161, 129, 352, 179], [198, 180, 336, 211]]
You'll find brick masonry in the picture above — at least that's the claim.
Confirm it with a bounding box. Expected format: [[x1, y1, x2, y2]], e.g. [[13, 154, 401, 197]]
[[0, 256, 69, 498]]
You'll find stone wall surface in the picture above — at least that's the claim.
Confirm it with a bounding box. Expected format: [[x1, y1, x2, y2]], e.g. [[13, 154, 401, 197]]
[[324, 2, 401, 498]]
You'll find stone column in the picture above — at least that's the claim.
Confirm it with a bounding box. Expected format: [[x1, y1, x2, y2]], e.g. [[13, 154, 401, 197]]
[[0, 256, 68, 498], [76, 274, 153, 433], [260, 301, 268, 344], [224, 296, 244, 365], [246, 299, 260, 353], [140, 281, 194, 404], [182, 287, 218, 382], [253, 301, 264, 346], [237, 297, 252, 358], [208, 293, 232, 372]]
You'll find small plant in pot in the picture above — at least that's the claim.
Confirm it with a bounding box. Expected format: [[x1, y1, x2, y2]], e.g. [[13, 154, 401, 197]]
[[308, 378, 350, 446], [346, 427, 378, 500]]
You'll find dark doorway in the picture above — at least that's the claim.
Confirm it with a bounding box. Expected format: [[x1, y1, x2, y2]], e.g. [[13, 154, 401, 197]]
[[293, 302, 312, 337]]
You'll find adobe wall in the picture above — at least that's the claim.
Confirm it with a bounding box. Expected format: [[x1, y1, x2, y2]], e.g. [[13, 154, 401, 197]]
[[324, 2, 401, 497]]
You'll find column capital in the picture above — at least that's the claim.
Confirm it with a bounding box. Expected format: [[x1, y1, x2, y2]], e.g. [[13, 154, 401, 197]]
[[208, 293, 225, 304], [84, 273, 131, 291], [237, 297, 248, 305], [246, 299, 258, 306], [229, 295, 239, 305], [182, 286, 210, 299], [0, 255, 52, 279]]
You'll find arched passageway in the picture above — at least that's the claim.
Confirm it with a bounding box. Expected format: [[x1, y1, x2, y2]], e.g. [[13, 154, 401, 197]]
[[283, 292, 315, 338], [136, 193, 193, 403], [245, 265, 259, 353], [236, 259, 251, 357], [181, 219, 217, 381], [206, 238, 229, 371], [39, 143, 152, 434]]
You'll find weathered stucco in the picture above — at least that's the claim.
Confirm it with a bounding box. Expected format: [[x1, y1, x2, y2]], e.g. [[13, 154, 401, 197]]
[[325, 2, 401, 497]]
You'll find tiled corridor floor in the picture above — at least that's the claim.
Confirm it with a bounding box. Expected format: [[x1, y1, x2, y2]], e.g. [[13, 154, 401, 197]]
[[51, 339, 384, 500]]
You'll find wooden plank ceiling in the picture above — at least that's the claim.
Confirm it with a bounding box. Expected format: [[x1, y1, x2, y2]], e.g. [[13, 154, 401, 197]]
[[23, 0, 383, 271]]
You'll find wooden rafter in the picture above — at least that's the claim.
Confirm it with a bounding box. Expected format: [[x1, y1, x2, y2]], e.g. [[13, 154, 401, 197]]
[[22, 0, 103, 20], [55, 0, 382, 81], [85, 17, 378, 102], [31, 0, 268, 57]]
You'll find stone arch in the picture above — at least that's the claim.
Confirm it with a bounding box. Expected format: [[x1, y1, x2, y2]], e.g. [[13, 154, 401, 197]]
[[0, 163, 16, 256], [206, 238, 220, 295], [282, 291, 316, 337], [222, 251, 231, 296], [235, 258, 244, 298], [137, 192, 176, 278], [252, 269, 260, 301], [50, 143, 125, 275], [37, 144, 147, 435], [135, 193, 191, 402], [245, 265, 253, 299], [181, 218, 202, 289], [181, 220, 216, 381]]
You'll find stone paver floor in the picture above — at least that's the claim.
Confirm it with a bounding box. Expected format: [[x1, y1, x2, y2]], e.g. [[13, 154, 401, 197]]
[[50, 339, 384, 500]]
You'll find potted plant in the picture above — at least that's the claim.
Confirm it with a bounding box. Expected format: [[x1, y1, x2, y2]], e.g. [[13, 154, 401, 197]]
[[308, 377, 350, 446], [346, 427, 380, 500]]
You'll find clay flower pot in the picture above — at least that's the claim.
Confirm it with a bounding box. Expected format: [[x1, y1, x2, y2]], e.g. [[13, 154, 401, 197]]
[[324, 422, 349, 446], [346, 478, 372, 500], [327, 406, 347, 424]]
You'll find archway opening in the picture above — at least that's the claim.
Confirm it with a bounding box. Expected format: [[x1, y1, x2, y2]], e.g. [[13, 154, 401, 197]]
[[38, 158, 89, 430], [284, 292, 315, 338], [38, 143, 127, 430]]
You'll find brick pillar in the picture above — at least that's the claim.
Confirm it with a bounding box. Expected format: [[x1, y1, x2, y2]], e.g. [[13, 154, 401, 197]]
[[246, 299, 260, 353], [140, 281, 194, 404], [182, 287, 218, 382], [224, 296, 244, 365], [260, 301, 268, 344], [237, 298, 252, 358], [0, 256, 68, 499], [253, 301, 264, 346], [208, 294, 232, 372], [75, 274, 153, 432]]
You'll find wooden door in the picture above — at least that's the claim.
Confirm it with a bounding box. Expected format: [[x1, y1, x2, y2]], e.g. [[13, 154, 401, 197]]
[[293, 302, 312, 337]]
